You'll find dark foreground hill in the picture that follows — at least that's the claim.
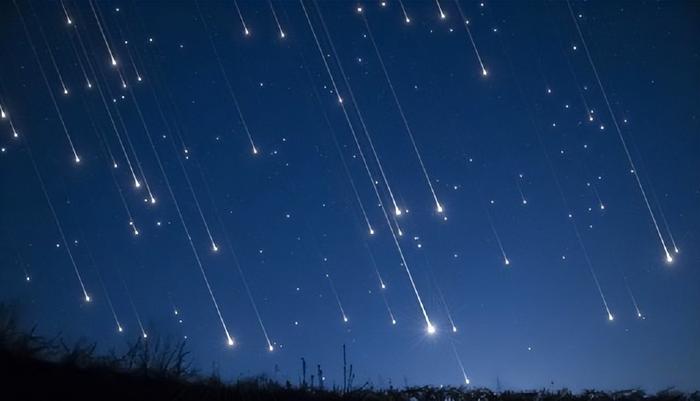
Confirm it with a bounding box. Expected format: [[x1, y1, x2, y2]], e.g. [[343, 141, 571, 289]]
[[1, 306, 697, 401]]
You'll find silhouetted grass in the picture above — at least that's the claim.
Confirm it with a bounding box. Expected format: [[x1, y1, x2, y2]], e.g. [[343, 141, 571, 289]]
[[0, 304, 697, 401]]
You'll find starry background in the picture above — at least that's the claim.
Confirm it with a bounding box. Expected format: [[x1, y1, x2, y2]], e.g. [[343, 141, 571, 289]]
[[0, 0, 699, 392]]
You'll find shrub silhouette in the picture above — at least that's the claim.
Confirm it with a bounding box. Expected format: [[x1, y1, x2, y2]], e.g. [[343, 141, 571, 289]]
[[1, 304, 698, 401]]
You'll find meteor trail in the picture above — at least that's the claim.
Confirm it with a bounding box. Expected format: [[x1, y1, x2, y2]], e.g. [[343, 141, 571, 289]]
[[437, 283, 458, 333], [454, 0, 488, 77], [316, 5, 403, 218], [499, 30, 615, 321], [566, 0, 673, 264], [586, 181, 605, 211], [516, 173, 528, 205], [0, 102, 20, 139], [15, 1, 80, 163], [361, 14, 444, 214], [121, 274, 147, 338], [624, 277, 644, 319], [381, 292, 397, 326], [82, 97, 141, 237], [450, 340, 471, 385], [304, 65, 375, 236], [24, 140, 90, 302], [435, 0, 447, 19], [326, 273, 348, 323], [190, 152, 275, 351], [484, 199, 510, 266], [59, 0, 72, 25], [141, 62, 220, 252], [195, 1, 258, 154], [85, 243, 123, 333], [125, 82, 236, 347], [233, 0, 251, 37], [268, 0, 286, 39], [89, 0, 118, 66], [397, 0, 411, 23], [302, 0, 435, 334]]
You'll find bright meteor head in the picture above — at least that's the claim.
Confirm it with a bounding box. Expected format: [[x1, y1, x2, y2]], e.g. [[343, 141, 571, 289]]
[[427, 324, 436, 335]]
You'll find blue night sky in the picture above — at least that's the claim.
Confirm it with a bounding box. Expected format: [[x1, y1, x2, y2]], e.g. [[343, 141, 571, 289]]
[[0, 0, 699, 392]]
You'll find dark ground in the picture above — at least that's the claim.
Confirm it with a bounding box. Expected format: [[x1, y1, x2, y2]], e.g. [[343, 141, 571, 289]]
[[1, 306, 697, 401]]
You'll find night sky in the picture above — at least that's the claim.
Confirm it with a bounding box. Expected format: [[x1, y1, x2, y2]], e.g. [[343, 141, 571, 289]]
[[1, 0, 699, 392]]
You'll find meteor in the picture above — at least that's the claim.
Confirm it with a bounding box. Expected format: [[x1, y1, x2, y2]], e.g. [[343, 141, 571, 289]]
[[326, 273, 348, 323], [516, 174, 528, 205], [308, 78, 376, 237], [397, 0, 411, 23], [233, 0, 251, 37], [121, 275, 147, 339], [450, 341, 471, 385], [437, 284, 458, 333], [567, 0, 673, 264], [303, 0, 435, 332], [484, 200, 510, 266], [625, 277, 644, 319], [362, 14, 444, 215], [316, 9, 404, 221], [89, 0, 118, 67], [196, 1, 258, 154], [15, 1, 80, 163], [454, 0, 488, 77], [268, 0, 286, 39], [435, 0, 447, 19], [125, 80, 236, 347], [24, 142, 90, 302]]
